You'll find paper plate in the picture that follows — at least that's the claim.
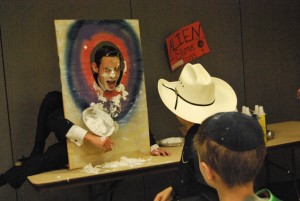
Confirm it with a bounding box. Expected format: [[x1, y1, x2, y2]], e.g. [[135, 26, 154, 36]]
[[82, 106, 115, 137], [158, 137, 184, 147]]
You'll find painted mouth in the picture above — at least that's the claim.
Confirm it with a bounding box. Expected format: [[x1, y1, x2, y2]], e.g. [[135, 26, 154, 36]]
[[106, 80, 117, 89]]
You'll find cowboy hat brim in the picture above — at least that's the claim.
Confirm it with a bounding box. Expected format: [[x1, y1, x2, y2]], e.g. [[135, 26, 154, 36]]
[[158, 78, 237, 124]]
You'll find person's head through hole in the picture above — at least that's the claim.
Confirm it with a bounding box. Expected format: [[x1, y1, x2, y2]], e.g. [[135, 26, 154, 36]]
[[91, 44, 124, 91]]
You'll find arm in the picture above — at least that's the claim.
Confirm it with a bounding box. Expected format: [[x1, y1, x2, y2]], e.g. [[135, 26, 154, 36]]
[[66, 125, 113, 151], [42, 91, 113, 151], [84, 131, 114, 152], [150, 145, 171, 156], [154, 187, 173, 201], [150, 130, 171, 156]]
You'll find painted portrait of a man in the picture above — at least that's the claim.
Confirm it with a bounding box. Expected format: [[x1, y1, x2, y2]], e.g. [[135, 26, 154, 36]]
[[90, 43, 128, 118], [55, 20, 149, 169]]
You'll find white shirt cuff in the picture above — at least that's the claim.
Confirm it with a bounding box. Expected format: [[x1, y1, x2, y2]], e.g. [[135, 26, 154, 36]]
[[66, 125, 87, 146], [150, 144, 159, 152]]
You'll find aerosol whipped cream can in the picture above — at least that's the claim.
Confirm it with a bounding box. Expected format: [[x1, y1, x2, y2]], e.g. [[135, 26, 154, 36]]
[[257, 106, 267, 142]]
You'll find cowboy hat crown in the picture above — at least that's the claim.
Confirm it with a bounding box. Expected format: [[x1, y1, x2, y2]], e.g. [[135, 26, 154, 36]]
[[158, 63, 237, 124], [177, 63, 215, 106]]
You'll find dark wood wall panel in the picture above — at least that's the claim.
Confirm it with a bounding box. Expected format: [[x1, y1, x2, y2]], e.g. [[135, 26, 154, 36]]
[[0, 24, 17, 201], [0, 0, 299, 200], [240, 0, 300, 123], [1, 1, 62, 166], [132, 0, 245, 139], [0, 0, 132, 200]]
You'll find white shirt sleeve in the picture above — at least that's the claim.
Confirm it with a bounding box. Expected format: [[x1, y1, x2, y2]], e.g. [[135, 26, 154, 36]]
[[150, 144, 160, 152], [65, 125, 87, 146]]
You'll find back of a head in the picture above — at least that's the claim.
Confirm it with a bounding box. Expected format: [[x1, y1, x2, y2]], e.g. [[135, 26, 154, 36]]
[[194, 112, 266, 188]]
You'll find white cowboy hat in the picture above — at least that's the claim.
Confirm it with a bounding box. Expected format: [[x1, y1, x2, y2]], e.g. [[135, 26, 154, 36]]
[[158, 63, 237, 124]]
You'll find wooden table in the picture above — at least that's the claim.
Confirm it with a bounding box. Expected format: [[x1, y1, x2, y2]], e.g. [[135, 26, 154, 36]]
[[266, 121, 300, 200], [28, 146, 183, 192], [267, 121, 300, 149], [28, 121, 300, 199]]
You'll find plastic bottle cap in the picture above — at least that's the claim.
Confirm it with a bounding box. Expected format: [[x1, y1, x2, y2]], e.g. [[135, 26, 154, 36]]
[[258, 106, 266, 115], [244, 107, 252, 116], [242, 106, 247, 113], [254, 105, 259, 114]]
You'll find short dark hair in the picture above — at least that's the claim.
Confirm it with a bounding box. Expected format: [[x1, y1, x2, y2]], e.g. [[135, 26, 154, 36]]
[[91, 44, 124, 86], [93, 45, 123, 68], [194, 112, 266, 188]]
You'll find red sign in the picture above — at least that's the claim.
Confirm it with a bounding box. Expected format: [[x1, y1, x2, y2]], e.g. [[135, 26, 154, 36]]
[[166, 21, 210, 71]]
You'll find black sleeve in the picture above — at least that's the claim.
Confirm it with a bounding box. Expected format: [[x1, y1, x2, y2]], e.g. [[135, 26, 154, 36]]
[[40, 91, 74, 143], [149, 130, 157, 146], [47, 109, 74, 142]]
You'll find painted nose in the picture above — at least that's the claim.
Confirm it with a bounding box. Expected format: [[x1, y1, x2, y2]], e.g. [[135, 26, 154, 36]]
[[109, 70, 116, 79]]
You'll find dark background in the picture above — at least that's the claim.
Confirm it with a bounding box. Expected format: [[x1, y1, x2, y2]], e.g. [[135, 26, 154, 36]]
[[1, 0, 299, 200]]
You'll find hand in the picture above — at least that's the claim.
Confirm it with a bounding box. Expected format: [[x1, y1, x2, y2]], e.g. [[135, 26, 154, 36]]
[[84, 132, 114, 152], [154, 187, 173, 201], [151, 147, 171, 156]]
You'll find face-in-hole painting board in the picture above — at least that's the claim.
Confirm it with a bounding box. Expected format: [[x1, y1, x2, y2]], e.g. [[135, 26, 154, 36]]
[[54, 20, 150, 169]]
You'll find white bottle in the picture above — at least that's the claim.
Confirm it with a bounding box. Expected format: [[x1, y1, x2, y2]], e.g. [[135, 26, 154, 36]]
[[243, 107, 252, 116], [242, 106, 247, 114], [254, 105, 259, 115]]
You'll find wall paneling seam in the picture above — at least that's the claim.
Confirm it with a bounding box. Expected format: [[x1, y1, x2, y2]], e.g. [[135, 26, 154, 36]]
[[238, 0, 247, 106], [0, 25, 15, 165]]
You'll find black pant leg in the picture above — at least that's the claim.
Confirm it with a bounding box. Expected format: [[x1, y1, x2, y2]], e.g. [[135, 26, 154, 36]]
[[33, 91, 64, 152], [4, 142, 68, 189]]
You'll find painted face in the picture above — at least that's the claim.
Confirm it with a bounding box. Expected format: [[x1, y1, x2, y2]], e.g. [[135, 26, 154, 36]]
[[96, 56, 121, 91]]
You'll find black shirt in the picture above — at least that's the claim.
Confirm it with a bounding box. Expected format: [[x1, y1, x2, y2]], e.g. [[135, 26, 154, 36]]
[[172, 124, 218, 201]]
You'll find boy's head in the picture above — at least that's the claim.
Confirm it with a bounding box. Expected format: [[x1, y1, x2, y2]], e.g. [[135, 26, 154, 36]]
[[194, 112, 266, 189]]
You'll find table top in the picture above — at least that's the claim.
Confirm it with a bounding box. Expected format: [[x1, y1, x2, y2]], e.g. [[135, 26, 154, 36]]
[[266, 121, 300, 149], [28, 121, 300, 191], [28, 145, 183, 191]]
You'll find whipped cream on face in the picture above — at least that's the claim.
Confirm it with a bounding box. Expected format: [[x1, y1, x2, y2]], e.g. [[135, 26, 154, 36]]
[[92, 82, 129, 118]]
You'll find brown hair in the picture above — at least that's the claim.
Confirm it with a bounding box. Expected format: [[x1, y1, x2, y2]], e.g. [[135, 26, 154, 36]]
[[193, 116, 266, 188]]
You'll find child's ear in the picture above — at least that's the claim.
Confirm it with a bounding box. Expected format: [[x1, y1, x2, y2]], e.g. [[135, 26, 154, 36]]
[[200, 162, 214, 180], [91, 62, 98, 73]]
